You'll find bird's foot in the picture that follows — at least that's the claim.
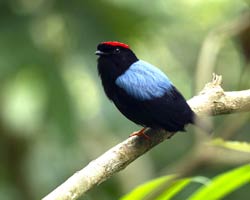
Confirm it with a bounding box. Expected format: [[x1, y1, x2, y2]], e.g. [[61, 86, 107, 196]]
[[130, 128, 150, 140]]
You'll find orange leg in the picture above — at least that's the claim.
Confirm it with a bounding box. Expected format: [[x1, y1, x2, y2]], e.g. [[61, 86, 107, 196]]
[[130, 128, 150, 140]]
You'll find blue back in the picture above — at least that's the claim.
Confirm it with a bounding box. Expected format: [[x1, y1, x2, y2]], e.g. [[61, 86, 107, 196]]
[[115, 60, 173, 101]]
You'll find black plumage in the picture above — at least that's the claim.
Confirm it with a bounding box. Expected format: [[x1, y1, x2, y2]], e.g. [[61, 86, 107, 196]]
[[96, 41, 195, 133]]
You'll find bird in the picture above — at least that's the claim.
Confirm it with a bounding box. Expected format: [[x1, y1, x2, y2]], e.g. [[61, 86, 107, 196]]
[[95, 41, 198, 137]]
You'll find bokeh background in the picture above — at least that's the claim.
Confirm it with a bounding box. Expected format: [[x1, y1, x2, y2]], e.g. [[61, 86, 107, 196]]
[[0, 0, 250, 199]]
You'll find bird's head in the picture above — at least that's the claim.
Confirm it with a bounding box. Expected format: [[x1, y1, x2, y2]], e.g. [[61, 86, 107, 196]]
[[95, 41, 130, 56], [95, 41, 138, 70]]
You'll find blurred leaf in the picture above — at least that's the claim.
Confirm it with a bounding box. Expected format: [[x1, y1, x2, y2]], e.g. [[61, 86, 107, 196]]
[[188, 164, 250, 200], [120, 175, 209, 200], [120, 175, 175, 200], [211, 138, 250, 152], [153, 178, 191, 200], [121, 165, 250, 200]]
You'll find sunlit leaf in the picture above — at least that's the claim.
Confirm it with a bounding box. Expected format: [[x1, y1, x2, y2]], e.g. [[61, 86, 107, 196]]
[[120, 175, 211, 200], [211, 138, 250, 153], [188, 164, 250, 200], [153, 178, 191, 200], [120, 175, 175, 200]]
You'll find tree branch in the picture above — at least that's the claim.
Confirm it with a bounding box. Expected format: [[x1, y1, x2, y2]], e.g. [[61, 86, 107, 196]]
[[42, 74, 250, 200]]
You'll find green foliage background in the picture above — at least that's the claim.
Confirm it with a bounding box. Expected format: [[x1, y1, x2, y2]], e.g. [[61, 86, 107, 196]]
[[0, 0, 249, 199]]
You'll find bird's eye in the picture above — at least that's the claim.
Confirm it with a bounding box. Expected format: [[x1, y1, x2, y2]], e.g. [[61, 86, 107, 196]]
[[114, 48, 120, 54]]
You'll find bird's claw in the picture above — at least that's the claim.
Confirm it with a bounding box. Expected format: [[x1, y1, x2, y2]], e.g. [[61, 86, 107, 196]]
[[130, 128, 150, 140]]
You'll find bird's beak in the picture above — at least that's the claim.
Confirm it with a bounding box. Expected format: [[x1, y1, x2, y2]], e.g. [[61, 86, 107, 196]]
[[95, 50, 106, 55]]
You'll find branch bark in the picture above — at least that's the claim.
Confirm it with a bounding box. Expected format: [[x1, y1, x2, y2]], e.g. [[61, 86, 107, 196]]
[[42, 74, 250, 200]]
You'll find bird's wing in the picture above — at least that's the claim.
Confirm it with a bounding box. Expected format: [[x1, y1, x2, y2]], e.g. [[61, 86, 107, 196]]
[[115, 60, 194, 131], [141, 87, 194, 131], [115, 60, 173, 101]]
